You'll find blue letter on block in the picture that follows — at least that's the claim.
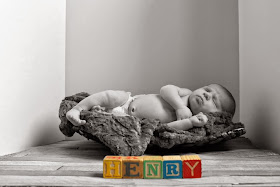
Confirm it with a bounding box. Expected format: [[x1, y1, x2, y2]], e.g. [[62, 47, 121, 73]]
[[163, 160, 182, 179]]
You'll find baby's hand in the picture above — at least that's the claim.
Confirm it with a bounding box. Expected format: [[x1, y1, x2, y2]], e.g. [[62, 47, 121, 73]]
[[190, 112, 208, 127], [66, 108, 86, 126], [176, 107, 192, 120]]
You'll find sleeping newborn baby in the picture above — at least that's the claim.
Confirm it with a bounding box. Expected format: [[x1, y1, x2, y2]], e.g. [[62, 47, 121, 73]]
[[66, 84, 235, 131]]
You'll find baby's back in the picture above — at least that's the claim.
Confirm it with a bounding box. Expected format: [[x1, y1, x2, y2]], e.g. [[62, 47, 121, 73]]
[[129, 94, 176, 123]]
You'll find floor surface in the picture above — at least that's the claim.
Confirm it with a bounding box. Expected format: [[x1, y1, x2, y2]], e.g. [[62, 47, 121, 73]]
[[0, 137, 280, 186]]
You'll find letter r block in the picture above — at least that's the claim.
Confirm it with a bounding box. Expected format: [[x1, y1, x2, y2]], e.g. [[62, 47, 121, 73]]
[[143, 156, 163, 179], [103, 156, 122, 178], [181, 155, 202, 178], [163, 155, 182, 179], [122, 156, 143, 179]]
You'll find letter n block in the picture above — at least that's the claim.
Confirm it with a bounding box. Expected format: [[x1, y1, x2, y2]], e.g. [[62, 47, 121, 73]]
[[122, 156, 143, 179], [103, 156, 122, 178], [143, 156, 163, 179], [181, 155, 202, 178], [163, 155, 182, 179]]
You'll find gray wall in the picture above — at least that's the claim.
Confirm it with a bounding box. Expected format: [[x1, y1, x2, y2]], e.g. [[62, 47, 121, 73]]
[[239, 0, 280, 153], [66, 0, 239, 134], [0, 0, 65, 156], [2, 0, 279, 155]]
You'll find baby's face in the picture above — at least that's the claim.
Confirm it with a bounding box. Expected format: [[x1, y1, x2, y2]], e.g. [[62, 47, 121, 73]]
[[189, 84, 231, 115]]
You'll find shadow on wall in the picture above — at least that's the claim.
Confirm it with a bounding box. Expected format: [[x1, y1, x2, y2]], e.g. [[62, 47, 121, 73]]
[[29, 113, 64, 147], [248, 95, 278, 152]]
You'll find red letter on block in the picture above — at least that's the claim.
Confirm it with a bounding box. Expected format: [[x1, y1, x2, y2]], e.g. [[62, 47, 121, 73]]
[[181, 155, 201, 178]]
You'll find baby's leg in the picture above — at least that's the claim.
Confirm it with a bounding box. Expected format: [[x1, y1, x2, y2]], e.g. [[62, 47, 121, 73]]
[[66, 90, 130, 126]]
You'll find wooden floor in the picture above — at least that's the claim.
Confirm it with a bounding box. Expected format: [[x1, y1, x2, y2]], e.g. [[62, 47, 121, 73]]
[[0, 137, 280, 186]]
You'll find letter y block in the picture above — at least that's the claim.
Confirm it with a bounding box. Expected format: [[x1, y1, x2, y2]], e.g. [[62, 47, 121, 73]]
[[181, 155, 202, 178]]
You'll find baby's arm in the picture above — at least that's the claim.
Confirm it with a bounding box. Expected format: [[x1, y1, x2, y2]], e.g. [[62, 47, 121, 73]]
[[160, 85, 193, 120], [66, 90, 129, 126], [166, 113, 208, 131]]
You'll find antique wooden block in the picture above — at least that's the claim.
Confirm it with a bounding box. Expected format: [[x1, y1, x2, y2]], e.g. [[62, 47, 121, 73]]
[[103, 156, 122, 178], [181, 155, 202, 178], [143, 156, 163, 179], [163, 155, 182, 179], [122, 156, 143, 179]]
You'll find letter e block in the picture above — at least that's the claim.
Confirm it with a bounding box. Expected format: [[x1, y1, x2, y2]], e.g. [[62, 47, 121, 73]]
[[181, 155, 202, 178], [163, 155, 182, 179], [103, 156, 122, 178], [122, 156, 143, 179], [143, 156, 163, 179]]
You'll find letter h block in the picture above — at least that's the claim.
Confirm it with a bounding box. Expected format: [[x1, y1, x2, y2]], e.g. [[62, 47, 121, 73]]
[[143, 156, 163, 179], [103, 156, 122, 178], [181, 155, 202, 178], [122, 156, 143, 179], [163, 155, 182, 179]]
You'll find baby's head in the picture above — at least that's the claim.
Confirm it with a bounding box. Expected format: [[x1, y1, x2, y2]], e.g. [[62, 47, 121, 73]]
[[189, 84, 236, 116]]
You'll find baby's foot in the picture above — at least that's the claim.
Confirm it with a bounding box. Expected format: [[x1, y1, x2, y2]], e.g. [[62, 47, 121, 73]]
[[66, 108, 86, 126]]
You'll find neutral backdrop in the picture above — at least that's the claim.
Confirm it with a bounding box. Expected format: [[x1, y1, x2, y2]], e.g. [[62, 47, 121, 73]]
[[239, 0, 280, 153], [66, 0, 239, 120], [0, 0, 65, 156], [1, 0, 279, 156]]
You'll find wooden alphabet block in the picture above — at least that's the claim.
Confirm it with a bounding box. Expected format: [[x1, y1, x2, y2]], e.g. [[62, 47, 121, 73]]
[[163, 155, 182, 179], [122, 156, 143, 179], [181, 155, 202, 178], [143, 156, 163, 179], [103, 156, 122, 178]]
